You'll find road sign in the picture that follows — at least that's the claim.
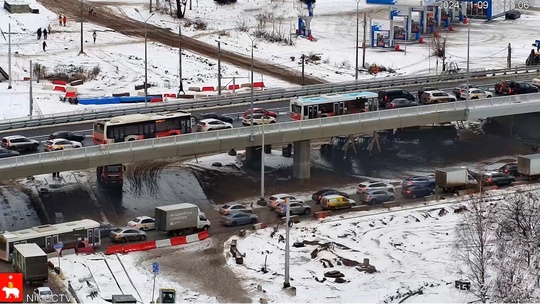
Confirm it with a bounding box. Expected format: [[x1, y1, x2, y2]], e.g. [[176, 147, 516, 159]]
[[54, 242, 63, 254], [153, 262, 159, 274]]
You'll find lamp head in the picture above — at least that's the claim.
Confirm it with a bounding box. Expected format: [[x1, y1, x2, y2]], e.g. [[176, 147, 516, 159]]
[[134, 8, 140, 13]]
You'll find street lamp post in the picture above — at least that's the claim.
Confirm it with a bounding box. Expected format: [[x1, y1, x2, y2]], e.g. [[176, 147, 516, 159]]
[[135, 9, 155, 106], [79, 0, 84, 55], [283, 197, 291, 288], [215, 40, 227, 96], [7, 23, 12, 89], [355, 0, 360, 80], [246, 34, 260, 140], [465, 20, 471, 110]]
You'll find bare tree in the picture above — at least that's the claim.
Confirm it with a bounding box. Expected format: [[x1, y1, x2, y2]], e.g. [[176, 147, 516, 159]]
[[453, 195, 495, 303]]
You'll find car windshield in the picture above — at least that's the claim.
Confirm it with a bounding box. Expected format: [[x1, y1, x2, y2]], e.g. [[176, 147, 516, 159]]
[[222, 205, 230, 209], [41, 290, 52, 295], [132, 218, 141, 223], [112, 228, 123, 233]]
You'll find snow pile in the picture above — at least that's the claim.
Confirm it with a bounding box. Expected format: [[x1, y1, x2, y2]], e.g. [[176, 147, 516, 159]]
[[53, 252, 217, 303]]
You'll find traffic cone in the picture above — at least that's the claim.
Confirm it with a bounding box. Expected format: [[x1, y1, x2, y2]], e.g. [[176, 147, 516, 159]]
[[395, 44, 400, 51], [463, 18, 468, 24], [449, 24, 453, 31], [419, 37, 424, 43]]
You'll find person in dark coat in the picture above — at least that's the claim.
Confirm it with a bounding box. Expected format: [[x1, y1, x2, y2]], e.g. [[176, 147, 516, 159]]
[[58, 15, 62, 26], [43, 28, 48, 40], [92, 31, 97, 44], [37, 28, 42, 40], [48, 24, 52, 34], [62, 15, 67, 26], [42, 41, 47, 52]]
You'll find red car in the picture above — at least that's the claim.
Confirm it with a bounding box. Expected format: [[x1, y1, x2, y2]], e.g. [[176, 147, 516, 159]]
[[243, 108, 278, 118]]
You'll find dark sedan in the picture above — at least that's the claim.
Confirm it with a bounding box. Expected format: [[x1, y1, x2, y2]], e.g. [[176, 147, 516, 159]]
[[482, 172, 515, 187], [49, 131, 85, 143], [386, 98, 419, 109], [401, 185, 435, 199], [221, 212, 258, 226], [200, 112, 234, 124], [0, 148, 20, 158], [499, 162, 519, 176], [401, 175, 436, 189], [311, 189, 349, 204]]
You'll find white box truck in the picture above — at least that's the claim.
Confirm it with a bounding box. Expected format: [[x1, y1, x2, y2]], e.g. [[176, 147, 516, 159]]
[[435, 167, 478, 192], [518, 154, 540, 179], [155, 203, 211, 236], [12, 243, 48, 284]]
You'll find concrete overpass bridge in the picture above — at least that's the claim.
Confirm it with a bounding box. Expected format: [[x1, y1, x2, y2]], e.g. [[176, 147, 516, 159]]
[[0, 93, 539, 181]]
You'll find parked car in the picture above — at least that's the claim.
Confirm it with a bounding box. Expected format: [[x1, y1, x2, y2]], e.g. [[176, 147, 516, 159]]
[[33, 287, 54, 302], [0, 147, 20, 158], [99, 222, 116, 237], [320, 194, 356, 210], [199, 112, 234, 124], [109, 227, 147, 242], [356, 181, 395, 194], [505, 9, 521, 20], [43, 139, 82, 151], [499, 162, 519, 176], [417, 87, 438, 99], [482, 172, 515, 186], [453, 84, 469, 98], [242, 113, 277, 126], [386, 98, 419, 109], [311, 189, 349, 204], [268, 194, 296, 209], [49, 131, 85, 142], [221, 212, 258, 226], [401, 185, 435, 199], [243, 108, 278, 118], [196, 118, 233, 132], [502, 82, 538, 95], [275, 200, 311, 216], [360, 189, 395, 205], [421, 90, 457, 104], [219, 204, 253, 215], [378, 89, 415, 107], [1, 135, 40, 152], [459, 88, 493, 100], [401, 175, 436, 189], [127, 216, 156, 230]]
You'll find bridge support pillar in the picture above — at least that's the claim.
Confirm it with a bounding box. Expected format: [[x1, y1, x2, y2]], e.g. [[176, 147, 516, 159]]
[[293, 140, 310, 181], [245, 146, 262, 169]]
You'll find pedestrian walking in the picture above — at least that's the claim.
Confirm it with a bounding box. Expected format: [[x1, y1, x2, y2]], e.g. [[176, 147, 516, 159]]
[[58, 15, 62, 26], [62, 15, 67, 26], [43, 28, 48, 40], [42, 41, 47, 52], [92, 31, 97, 44], [48, 24, 52, 33], [37, 28, 42, 40]]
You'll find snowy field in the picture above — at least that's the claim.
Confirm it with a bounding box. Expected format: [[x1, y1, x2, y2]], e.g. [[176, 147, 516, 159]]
[[224, 185, 540, 303], [1, 0, 540, 119], [52, 250, 217, 303]]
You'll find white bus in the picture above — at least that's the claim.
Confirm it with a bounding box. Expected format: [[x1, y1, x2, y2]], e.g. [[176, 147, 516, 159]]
[[93, 111, 193, 144], [0, 219, 101, 261], [290, 91, 379, 121]]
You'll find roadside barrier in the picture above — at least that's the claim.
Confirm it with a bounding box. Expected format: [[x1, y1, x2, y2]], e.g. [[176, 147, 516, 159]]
[[104, 230, 209, 255], [252, 223, 268, 230], [314, 210, 332, 219]]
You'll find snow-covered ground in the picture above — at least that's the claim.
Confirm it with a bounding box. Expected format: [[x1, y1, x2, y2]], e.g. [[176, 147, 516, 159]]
[[1, 0, 539, 119], [224, 185, 540, 303], [52, 250, 217, 303]]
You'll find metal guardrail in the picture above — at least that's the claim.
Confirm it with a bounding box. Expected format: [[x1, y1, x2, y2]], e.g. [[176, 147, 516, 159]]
[[2, 66, 540, 131], [1, 92, 539, 169]]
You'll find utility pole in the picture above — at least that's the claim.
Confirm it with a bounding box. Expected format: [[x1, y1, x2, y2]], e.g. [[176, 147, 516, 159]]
[[301, 54, 305, 86], [355, 0, 359, 80], [149, 0, 152, 13], [507, 43, 511, 69], [362, 12, 367, 68], [178, 23, 183, 95], [8, 23, 12, 89], [190, 0, 192, 10], [465, 23, 470, 109], [442, 38, 446, 71], [79, 0, 84, 55], [283, 197, 291, 288], [29, 60, 33, 117], [217, 41, 222, 95]]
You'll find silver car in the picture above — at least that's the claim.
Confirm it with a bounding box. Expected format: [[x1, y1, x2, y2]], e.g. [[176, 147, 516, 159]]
[[274, 200, 311, 216], [110, 227, 147, 243], [219, 204, 253, 215], [360, 189, 395, 205]]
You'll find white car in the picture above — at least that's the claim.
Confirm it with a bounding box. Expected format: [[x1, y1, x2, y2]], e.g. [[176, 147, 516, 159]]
[[196, 118, 233, 132], [242, 113, 277, 126], [459, 88, 494, 100], [268, 193, 296, 209], [356, 181, 395, 194], [33, 287, 53, 302], [43, 138, 82, 151], [127, 216, 156, 230], [533, 78, 540, 87]]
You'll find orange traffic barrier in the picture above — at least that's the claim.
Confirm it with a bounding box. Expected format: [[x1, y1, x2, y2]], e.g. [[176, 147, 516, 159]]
[[150, 97, 163, 103], [123, 243, 142, 253], [53, 86, 66, 92], [252, 82, 265, 88], [105, 244, 124, 255], [198, 231, 210, 240], [65, 91, 76, 98], [163, 93, 177, 98], [314, 211, 330, 219], [170, 236, 187, 246], [201, 86, 215, 92], [52, 80, 67, 85], [139, 241, 157, 251], [228, 84, 240, 90]]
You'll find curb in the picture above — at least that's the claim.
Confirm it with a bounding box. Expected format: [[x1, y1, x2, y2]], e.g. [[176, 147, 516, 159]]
[[105, 230, 209, 255]]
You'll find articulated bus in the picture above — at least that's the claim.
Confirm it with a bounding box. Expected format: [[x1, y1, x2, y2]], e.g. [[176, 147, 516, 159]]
[[93, 111, 193, 144], [290, 91, 378, 120], [0, 219, 101, 262]]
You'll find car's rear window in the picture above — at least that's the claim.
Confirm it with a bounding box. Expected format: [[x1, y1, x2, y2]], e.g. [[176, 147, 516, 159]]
[[45, 140, 54, 145], [222, 204, 230, 209], [132, 218, 141, 223], [112, 228, 123, 233]]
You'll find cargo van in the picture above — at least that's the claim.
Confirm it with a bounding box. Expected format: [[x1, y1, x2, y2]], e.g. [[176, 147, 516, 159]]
[[320, 194, 356, 210]]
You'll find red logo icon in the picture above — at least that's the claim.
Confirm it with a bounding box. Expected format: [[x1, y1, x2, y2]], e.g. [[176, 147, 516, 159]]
[[0, 273, 23, 303]]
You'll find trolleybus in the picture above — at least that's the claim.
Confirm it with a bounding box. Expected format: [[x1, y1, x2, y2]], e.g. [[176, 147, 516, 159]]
[[93, 111, 193, 144], [0, 219, 101, 261], [290, 91, 378, 120]]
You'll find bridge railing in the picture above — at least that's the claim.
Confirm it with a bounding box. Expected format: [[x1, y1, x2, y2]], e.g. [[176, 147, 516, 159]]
[[1, 92, 540, 169], [2, 67, 540, 131]]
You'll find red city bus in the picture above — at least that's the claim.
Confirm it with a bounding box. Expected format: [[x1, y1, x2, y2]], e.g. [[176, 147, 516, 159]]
[[290, 91, 378, 120], [93, 111, 193, 144]]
